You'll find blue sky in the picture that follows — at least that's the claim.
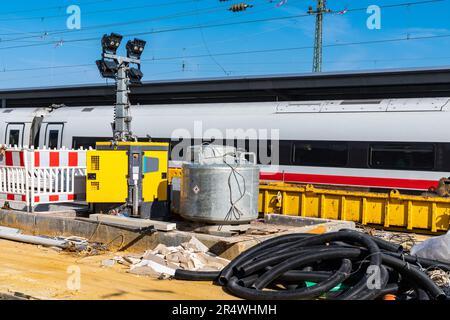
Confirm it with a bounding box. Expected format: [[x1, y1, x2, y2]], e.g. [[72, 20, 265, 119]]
[[0, 0, 449, 89]]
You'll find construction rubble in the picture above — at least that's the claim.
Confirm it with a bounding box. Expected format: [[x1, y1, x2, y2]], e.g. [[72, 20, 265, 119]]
[[103, 237, 230, 279]]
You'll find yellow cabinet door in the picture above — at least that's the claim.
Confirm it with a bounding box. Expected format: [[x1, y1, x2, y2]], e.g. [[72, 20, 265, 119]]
[[86, 150, 128, 203]]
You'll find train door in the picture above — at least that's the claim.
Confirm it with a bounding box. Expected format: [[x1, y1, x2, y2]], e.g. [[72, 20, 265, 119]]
[[5, 123, 24, 147], [44, 123, 64, 149]]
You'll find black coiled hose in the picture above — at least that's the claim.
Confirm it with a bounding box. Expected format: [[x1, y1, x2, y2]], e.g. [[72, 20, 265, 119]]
[[173, 230, 448, 300]]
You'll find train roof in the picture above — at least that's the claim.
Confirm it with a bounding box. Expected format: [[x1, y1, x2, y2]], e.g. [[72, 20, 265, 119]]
[[1, 66, 450, 108]]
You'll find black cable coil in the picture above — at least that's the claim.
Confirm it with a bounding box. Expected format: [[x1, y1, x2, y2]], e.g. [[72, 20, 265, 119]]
[[173, 229, 450, 300]]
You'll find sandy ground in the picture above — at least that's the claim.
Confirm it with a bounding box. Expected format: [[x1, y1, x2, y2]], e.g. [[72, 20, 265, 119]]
[[0, 239, 236, 300]]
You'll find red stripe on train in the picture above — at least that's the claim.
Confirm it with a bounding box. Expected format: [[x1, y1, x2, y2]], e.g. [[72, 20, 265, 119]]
[[260, 172, 439, 190]]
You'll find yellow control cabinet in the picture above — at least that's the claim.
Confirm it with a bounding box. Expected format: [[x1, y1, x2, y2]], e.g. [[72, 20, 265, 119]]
[[142, 149, 168, 202], [86, 150, 128, 203], [86, 141, 170, 219]]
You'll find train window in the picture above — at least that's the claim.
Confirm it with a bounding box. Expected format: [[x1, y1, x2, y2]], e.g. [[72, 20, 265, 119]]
[[8, 130, 20, 146], [293, 142, 348, 167], [369, 144, 435, 170], [48, 130, 60, 149], [44, 123, 63, 149]]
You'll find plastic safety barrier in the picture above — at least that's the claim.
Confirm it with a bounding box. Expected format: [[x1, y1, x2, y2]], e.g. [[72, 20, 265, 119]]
[[0, 146, 86, 212]]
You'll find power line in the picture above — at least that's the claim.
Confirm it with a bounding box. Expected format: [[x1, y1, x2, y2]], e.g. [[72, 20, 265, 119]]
[[0, 0, 112, 16], [0, 0, 209, 22], [0, 5, 230, 43], [4, 57, 450, 84], [0, 68, 98, 83], [145, 33, 450, 61], [0, 64, 93, 73], [13, 0, 277, 42], [3, 33, 450, 74], [194, 1, 229, 75], [0, 0, 271, 37], [6, 55, 450, 73], [0, 0, 446, 77], [0, 0, 441, 45]]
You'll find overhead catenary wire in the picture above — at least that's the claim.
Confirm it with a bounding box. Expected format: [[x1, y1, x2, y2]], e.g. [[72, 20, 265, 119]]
[[0, 4, 232, 44], [0, 0, 447, 82], [3, 54, 450, 85], [0, 0, 443, 45], [4, 54, 450, 75], [0, 0, 278, 41], [146, 33, 450, 61], [194, 0, 230, 75], [0, 2, 278, 54], [0, 0, 114, 16], [1, 31, 450, 61], [0, 0, 209, 22]]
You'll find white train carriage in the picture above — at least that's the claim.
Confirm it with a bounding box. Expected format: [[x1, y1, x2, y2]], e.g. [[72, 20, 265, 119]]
[[2, 97, 450, 192]]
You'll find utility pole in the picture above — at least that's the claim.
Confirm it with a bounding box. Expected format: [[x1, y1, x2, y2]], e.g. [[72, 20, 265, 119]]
[[308, 0, 332, 73]]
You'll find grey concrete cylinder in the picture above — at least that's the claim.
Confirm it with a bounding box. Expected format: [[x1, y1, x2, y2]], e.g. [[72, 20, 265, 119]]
[[180, 163, 260, 224]]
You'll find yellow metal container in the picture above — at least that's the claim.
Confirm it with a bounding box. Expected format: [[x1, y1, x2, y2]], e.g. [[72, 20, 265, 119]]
[[259, 183, 450, 234]]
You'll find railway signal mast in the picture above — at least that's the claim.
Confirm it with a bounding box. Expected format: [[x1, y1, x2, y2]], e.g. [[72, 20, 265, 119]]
[[96, 33, 146, 142], [308, 0, 332, 73]]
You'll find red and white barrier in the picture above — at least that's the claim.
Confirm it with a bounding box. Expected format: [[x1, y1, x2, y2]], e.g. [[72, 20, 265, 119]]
[[0, 147, 30, 209], [0, 146, 86, 211]]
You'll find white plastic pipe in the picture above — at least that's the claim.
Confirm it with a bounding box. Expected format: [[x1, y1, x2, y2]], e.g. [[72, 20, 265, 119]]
[[0, 229, 68, 248]]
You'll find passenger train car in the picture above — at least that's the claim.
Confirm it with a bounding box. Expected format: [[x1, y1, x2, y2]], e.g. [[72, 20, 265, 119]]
[[2, 97, 450, 193]]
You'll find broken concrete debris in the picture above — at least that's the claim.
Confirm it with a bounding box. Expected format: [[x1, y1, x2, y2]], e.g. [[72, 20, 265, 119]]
[[119, 237, 230, 279], [180, 236, 209, 252], [101, 259, 116, 267]]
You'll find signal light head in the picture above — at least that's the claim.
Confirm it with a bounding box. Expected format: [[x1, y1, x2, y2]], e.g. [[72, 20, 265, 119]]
[[96, 59, 118, 79], [126, 38, 146, 59], [128, 67, 144, 85], [101, 33, 123, 54]]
